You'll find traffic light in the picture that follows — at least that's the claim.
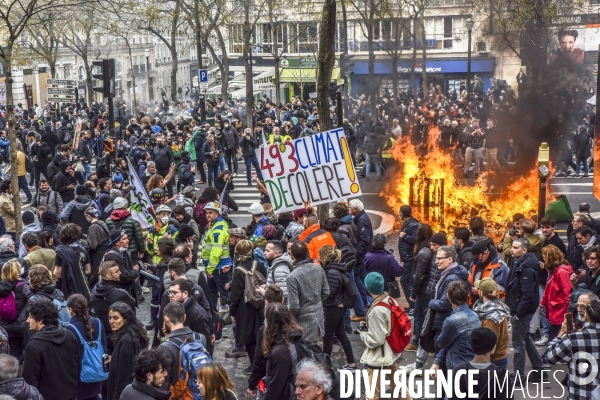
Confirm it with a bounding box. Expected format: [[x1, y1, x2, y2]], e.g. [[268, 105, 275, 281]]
[[92, 59, 115, 98]]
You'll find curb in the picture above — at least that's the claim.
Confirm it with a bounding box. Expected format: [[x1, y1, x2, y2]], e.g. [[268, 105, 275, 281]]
[[368, 210, 396, 236]]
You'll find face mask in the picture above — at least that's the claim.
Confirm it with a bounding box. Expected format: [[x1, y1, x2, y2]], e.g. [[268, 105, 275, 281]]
[[161, 216, 169, 224], [224, 124, 229, 128], [119, 246, 128, 252]]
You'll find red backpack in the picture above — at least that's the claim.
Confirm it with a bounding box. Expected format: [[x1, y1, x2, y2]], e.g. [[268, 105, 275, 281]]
[[375, 297, 412, 353]]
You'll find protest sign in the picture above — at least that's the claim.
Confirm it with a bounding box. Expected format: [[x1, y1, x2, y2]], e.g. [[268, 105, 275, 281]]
[[127, 158, 155, 228], [255, 128, 361, 213]]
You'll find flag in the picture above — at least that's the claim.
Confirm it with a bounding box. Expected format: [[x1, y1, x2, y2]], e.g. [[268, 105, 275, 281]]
[[127, 158, 155, 228]]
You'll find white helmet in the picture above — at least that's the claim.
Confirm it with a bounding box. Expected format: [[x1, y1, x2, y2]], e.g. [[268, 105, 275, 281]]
[[155, 204, 171, 215], [204, 201, 221, 213]]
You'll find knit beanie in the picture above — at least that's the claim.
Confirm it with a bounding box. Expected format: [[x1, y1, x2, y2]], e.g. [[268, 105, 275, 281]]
[[430, 232, 448, 246], [364, 272, 385, 295], [470, 327, 497, 355], [109, 229, 125, 245]]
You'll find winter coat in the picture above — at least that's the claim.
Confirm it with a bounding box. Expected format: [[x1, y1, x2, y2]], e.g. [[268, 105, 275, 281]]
[[467, 251, 509, 306], [426, 257, 443, 299], [90, 280, 137, 337], [30, 188, 63, 216], [323, 262, 348, 308], [106, 210, 146, 254], [265, 331, 301, 400], [364, 248, 403, 285], [0, 193, 15, 232], [456, 241, 475, 270], [338, 214, 358, 246], [153, 144, 174, 170], [506, 253, 541, 318], [541, 264, 574, 325], [46, 154, 65, 185], [77, 139, 92, 163], [573, 132, 592, 159], [0, 279, 31, 336], [23, 247, 56, 273], [353, 210, 373, 260], [42, 131, 58, 154], [0, 378, 43, 400], [359, 293, 403, 367], [119, 379, 171, 400], [472, 299, 511, 363], [60, 196, 98, 235], [159, 327, 206, 387], [202, 141, 223, 164], [240, 134, 259, 158], [266, 253, 292, 303], [52, 160, 77, 202], [411, 246, 433, 298], [178, 160, 195, 186], [230, 259, 266, 346], [397, 217, 419, 262], [435, 304, 480, 369], [23, 325, 81, 400], [182, 296, 213, 354], [286, 259, 330, 343], [222, 126, 239, 150], [107, 333, 144, 400], [104, 247, 138, 302], [194, 130, 206, 163], [428, 264, 470, 331], [30, 142, 52, 168]]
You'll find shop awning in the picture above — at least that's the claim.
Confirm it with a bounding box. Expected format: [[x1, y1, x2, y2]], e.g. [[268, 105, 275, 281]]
[[253, 68, 276, 91], [278, 68, 340, 83]]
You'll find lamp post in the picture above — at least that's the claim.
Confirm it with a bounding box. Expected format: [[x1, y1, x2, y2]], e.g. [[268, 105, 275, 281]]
[[145, 49, 150, 104], [465, 17, 474, 97]]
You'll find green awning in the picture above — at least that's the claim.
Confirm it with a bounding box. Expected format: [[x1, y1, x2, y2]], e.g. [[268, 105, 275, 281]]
[[278, 68, 340, 83]]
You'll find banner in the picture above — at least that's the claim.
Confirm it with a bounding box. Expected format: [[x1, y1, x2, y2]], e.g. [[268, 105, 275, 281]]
[[127, 158, 155, 228], [255, 128, 362, 213]]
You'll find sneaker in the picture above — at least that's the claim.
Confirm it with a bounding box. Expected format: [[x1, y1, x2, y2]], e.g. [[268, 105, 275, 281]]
[[535, 336, 548, 346], [583, 174, 590, 178], [145, 320, 156, 330], [141, 286, 150, 293], [398, 363, 418, 374], [340, 364, 356, 370], [528, 370, 549, 383], [225, 348, 247, 358], [345, 325, 352, 334], [219, 304, 230, 313], [406, 308, 414, 317], [243, 365, 252, 375], [404, 343, 418, 352], [350, 315, 366, 322]]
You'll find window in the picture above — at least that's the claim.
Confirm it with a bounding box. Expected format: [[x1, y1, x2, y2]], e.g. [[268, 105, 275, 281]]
[[443, 17, 452, 49], [374, 20, 392, 41], [78, 66, 85, 81], [229, 25, 244, 54], [297, 22, 318, 53]]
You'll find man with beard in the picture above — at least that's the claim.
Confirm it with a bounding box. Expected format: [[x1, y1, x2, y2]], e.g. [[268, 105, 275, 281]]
[[467, 239, 509, 306], [31, 179, 63, 216], [52, 160, 77, 208], [104, 229, 140, 304]]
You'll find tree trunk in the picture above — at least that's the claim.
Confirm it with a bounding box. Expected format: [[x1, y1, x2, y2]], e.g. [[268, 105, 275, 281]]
[[274, 62, 281, 106], [3, 44, 22, 237], [85, 63, 93, 106], [243, 4, 254, 129], [367, 17, 375, 121], [214, 28, 230, 102], [316, 0, 336, 223], [420, 13, 427, 96], [410, 18, 417, 100], [50, 63, 56, 79], [127, 42, 137, 112], [392, 54, 399, 107]]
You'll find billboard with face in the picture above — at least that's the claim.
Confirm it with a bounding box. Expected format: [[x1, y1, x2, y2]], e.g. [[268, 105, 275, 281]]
[[549, 29, 585, 65]]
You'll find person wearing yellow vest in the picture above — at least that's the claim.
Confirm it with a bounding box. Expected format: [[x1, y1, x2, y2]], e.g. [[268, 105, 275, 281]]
[[381, 130, 397, 174], [268, 127, 292, 145], [5, 142, 32, 203], [467, 238, 509, 306], [201, 201, 232, 310]]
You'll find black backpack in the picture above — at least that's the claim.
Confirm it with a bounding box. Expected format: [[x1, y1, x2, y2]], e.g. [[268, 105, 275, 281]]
[[292, 338, 340, 400]]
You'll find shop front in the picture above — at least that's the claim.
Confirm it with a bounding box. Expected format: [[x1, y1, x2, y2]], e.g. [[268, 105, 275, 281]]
[[348, 58, 496, 97], [278, 57, 342, 102]]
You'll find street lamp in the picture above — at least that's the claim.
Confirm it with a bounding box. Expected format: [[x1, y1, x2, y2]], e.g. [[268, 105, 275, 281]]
[[465, 17, 474, 97], [145, 49, 150, 103]]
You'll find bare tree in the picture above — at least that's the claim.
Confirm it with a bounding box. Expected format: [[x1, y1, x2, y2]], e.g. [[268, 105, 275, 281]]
[[25, 12, 66, 78]]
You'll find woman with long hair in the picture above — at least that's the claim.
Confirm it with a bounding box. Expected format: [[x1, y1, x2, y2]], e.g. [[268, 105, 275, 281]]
[[196, 363, 239, 400], [106, 302, 149, 400], [65, 294, 107, 400], [146, 174, 166, 194], [319, 245, 355, 370], [262, 302, 303, 400], [406, 223, 434, 352], [540, 245, 574, 341], [194, 186, 220, 234], [229, 240, 265, 371], [0, 259, 31, 358], [147, 238, 175, 331], [472, 278, 511, 368], [84, 207, 111, 287]]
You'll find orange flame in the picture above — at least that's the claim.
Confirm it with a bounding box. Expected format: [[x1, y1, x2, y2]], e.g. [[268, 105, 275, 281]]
[[384, 124, 551, 235]]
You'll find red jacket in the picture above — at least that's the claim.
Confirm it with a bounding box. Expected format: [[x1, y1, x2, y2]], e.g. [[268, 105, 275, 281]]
[[540, 264, 574, 325]]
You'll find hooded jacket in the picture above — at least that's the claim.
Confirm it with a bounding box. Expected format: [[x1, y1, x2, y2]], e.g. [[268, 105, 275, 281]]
[[397, 217, 419, 262], [266, 253, 292, 303], [467, 247, 509, 306], [31, 187, 63, 216], [299, 223, 336, 261], [506, 252, 541, 318], [365, 248, 404, 285], [91, 280, 137, 336], [60, 196, 97, 235], [120, 379, 171, 400], [428, 263, 470, 331], [0, 378, 43, 400], [411, 246, 433, 298], [41, 209, 61, 245], [456, 240, 475, 269], [0, 279, 31, 336], [46, 154, 64, 184], [55, 244, 91, 301], [22, 325, 81, 400], [30, 141, 52, 168], [52, 160, 77, 202], [18, 223, 41, 258], [473, 299, 511, 362], [323, 262, 349, 308], [541, 264, 574, 325], [106, 209, 146, 254], [105, 246, 139, 302], [153, 143, 174, 170]]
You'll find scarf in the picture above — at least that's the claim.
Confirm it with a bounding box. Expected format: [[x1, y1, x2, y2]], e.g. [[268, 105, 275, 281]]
[[472, 299, 511, 324], [435, 262, 459, 297]]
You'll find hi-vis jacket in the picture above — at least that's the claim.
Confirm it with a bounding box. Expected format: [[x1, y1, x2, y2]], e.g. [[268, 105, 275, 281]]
[[201, 216, 232, 274]]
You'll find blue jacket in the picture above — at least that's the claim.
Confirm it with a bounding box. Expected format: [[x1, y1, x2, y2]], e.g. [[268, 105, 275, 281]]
[[435, 304, 480, 369], [397, 217, 419, 262], [506, 253, 540, 318], [353, 210, 373, 260], [0, 137, 9, 157], [428, 264, 470, 331], [364, 249, 403, 284]]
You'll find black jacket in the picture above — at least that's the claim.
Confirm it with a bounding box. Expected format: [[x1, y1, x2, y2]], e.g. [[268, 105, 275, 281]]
[[182, 297, 214, 355], [91, 280, 137, 337], [30, 142, 52, 167], [77, 139, 92, 163], [353, 210, 373, 260], [52, 160, 77, 202], [265, 330, 302, 400], [398, 217, 419, 262], [428, 264, 470, 331], [42, 131, 58, 154], [119, 379, 171, 400], [178, 160, 195, 186], [222, 126, 239, 150], [230, 260, 265, 346], [323, 262, 347, 308], [23, 325, 81, 400], [153, 144, 174, 170], [411, 247, 433, 298], [506, 253, 540, 318], [0, 378, 43, 400], [240, 134, 259, 158], [46, 154, 64, 184], [194, 130, 206, 163], [107, 333, 143, 400], [105, 247, 139, 302], [0, 279, 31, 336], [456, 241, 475, 270]]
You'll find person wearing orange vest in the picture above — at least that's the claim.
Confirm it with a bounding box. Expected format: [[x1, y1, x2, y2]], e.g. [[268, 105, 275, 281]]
[[467, 238, 509, 306], [298, 212, 337, 261]]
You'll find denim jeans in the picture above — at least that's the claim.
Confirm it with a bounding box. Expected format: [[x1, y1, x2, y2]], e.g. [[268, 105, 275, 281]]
[[348, 270, 367, 319], [538, 284, 549, 337], [576, 157, 589, 175], [218, 157, 227, 175], [18, 176, 32, 202], [195, 161, 207, 182], [412, 293, 431, 344], [492, 356, 509, 369], [206, 162, 219, 186], [400, 260, 415, 308], [83, 162, 91, 182], [511, 313, 543, 378], [244, 156, 264, 184], [224, 149, 238, 173], [354, 262, 370, 312], [365, 154, 382, 177], [207, 268, 230, 310]]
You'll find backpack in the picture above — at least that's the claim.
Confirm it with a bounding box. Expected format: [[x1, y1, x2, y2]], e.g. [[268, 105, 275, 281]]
[[211, 308, 225, 341], [25, 155, 33, 173], [167, 334, 212, 400], [291, 338, 340, 400], [235, 261, 266, 310], [0, 282, 24, 322], [375, 297, 412, 353], [94, 193, 109, 219], [68, 321, 108, 383], [54, 297, 71, 326], [340, 271, 358, 308], [339, 244, 356, 271], [0, 326, 9, 354]]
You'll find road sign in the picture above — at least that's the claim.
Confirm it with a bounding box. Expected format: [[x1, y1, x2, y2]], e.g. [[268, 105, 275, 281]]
[[199, 69, 208, 83], [46, 79, 76, 86], [47, 97, 76, 102], [47, 88, 76, 96], [200, 82, 208, 89]]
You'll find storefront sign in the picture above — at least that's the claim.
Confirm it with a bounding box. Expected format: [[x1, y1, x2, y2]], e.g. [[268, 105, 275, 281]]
[[350, 59, 495, 75]]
